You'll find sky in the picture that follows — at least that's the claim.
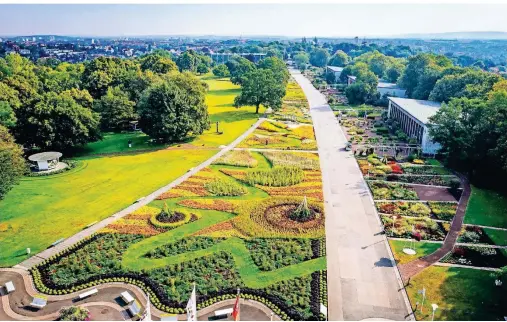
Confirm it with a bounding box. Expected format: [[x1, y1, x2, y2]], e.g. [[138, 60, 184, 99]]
[[1, 4, 507, 38]]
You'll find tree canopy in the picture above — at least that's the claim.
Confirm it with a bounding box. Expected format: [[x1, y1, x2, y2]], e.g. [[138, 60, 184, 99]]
[[94, 87, 136, 131], [0, 125, 26, 199], [234, 69, 286, 114], [137, 73, 210, 142], [293, 52, 309, 71], [328, 50, 349, 67], [226, 56, 255, 85], [309, 48, 329, 67]]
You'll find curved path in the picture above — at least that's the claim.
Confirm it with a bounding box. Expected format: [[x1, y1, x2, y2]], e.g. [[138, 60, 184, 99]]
[[16, 118, 265, 270], [398, 175, 472, 280], [291, 69, 412, 321], [0, 268, 279, 321]]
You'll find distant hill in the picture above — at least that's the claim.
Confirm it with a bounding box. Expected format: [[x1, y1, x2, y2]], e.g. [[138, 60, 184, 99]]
[[397, 31, 507, 40]]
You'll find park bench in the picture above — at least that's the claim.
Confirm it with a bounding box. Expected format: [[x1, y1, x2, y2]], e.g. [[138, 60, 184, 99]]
[[121, 291, 135, 304], [4, 281, 15, 293], [78, 288, 98, 299], [214, 308, 233, 316], [30, 295, 47, 309], [50, 238, 65, 247]]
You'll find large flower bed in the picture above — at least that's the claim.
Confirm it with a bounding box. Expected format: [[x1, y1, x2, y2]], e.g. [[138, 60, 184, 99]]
[[440, 245, 507, 268], [375, 201, 457, 221], [238, 121, 317, 150], [368, 181, 419, 200], [381, 215, 448, 241], [214, 150, 258, 168], [33, 150, 327, 321]]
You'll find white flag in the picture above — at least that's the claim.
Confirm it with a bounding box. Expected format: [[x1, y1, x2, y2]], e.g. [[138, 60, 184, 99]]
[[186, 284, 197, 321]]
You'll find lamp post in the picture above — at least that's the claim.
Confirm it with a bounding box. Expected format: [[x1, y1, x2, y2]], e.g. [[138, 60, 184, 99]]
[[431, 303, 438, 321]]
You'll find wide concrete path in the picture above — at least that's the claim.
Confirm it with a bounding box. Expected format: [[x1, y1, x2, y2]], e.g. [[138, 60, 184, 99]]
[[291, 69, 412, 321]]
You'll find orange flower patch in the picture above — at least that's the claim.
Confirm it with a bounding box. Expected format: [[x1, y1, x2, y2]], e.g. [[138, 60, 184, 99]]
[[193, 220, 247, 238], [219, 168, 247, 181], [177, 199, 237, 213], [258, 184, 323, 201], [104, 219, 161, 236]]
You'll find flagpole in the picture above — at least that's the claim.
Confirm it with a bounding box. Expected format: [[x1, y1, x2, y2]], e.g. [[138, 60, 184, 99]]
[[237, 287, 241, 322]]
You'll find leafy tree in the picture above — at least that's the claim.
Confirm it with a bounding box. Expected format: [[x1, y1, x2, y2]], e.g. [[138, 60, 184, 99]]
[[82, 56, 139, 99], [137, 73, 209, 142], [293, 52, 309, 71], [258, 56, 289, 85], [345, 82, 370, 105], [58, 306, 90, 321], [212, 64, 230, 77], [328, 50, 349, 67], [94, 87, 136, 131], [36, 57, 61, 69], [309, 48, 329, 67], [15, 91, 100, 150], [0, 125, 26, 199], [196, 63, 210, 75], [0, 101, 16, 128], [234, 69, 286, 114], [429, 68, 501, 102], [140, 54, 177, 74], [0, 82, 21, 109], [176, 50, 199, 72], [225, 56, 255, 85], [385, 62, 405, 83], [399, 53, 453, 99], [266, 48, 282, 59], [325, 71, 336, 84]]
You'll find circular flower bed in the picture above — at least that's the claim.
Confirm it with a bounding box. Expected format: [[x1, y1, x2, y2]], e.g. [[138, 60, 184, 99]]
[[149, 208, 195, 229], [248, 197, 325, 236]]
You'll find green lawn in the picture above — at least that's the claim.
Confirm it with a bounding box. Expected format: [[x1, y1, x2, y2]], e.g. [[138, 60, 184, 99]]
[[190, 76, 262, 147], [74, 132, 168, 156], [0, 149, 217, 266], [406, 266, 505, 320], [483, 227, 507, 246], [0, 75, 251, 267], [464, 185, 507, 229], [389, 240, 441, 265]]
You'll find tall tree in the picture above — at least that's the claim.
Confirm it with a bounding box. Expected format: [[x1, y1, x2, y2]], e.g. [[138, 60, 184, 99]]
[[328, 50, 349, 67], [234, 69, 286, 114], [309, 48, 329, 67], [0, 125, 26, 199], [225, 56, 256, 85], [429, 68, 501, 102], [137, 74, 209, 142], [15, 91, 100, 150], [399, 53, 453, 99], [139, 54, 177, 74], [94, 87, 136, 131], [0, 101, 16, 128], [212, 64, 230, 77], [293, 52, 310, 71], [257, 56, 290, 85]]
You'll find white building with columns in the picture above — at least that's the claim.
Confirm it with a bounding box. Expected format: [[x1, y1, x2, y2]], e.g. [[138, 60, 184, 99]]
[[387, 97, 442, 155]]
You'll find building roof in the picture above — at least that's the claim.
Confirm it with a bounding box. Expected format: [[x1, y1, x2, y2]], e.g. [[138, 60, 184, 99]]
[[327, 66, 344, 72], [28, 152, 62, 162], [378, 80, 403, 89], [348, 75, 357, 81], [389, 97, 441, 125]]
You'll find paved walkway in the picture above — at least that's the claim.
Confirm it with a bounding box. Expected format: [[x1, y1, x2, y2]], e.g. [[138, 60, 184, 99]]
[[16, 118, 265, 270], [398, 175, 472, 280], [0, 268, 279, 321], [291, 69, 412, 321]]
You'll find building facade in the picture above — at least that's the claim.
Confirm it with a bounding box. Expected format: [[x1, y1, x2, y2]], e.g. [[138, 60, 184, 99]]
[[326, 66, 344, 82], [387, 97, 442, 154]]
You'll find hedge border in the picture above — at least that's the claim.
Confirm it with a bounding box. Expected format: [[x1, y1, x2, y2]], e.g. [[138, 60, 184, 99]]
[[30, 232, 325, 321]]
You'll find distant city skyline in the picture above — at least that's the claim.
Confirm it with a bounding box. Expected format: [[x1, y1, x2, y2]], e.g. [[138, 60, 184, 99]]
[[1, 4, 507, 38]]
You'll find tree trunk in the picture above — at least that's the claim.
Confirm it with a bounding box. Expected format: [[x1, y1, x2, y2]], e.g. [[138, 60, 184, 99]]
[[255, 103, 260, 114]]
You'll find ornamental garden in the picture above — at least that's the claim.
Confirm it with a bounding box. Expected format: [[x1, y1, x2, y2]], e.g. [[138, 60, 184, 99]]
[[27, 78, 329, 321], [339, 108, 507, 320]]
